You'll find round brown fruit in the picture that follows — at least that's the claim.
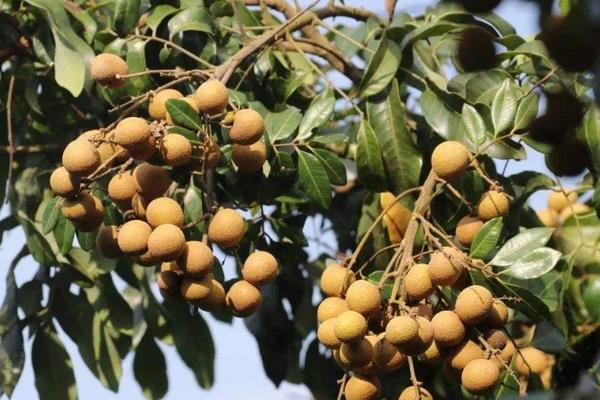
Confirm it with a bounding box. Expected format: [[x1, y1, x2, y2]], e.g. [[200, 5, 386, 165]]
[[117, 219, 152, 255], [345, 280, 381, 317], [201, 140, 221, 170], [343, 374, 381, 400], [229, 109, 264, 145], [197, 279, 227, 311], [485, 299, 509, 328], [320, 264, 355, 297], [444, 340, 484, 382], [166, 97, 199, 125], [131, 193, 149, 219], [455, 285, 493, 325], [133, 163, 172, 200], [456, 0, 501, 13], [548, 189, 578, 211], [178, 241, 214, 278], [398, 386, 433, 400], [232, 142, 267, 173], [515, 346, 548, 375], [242, 250, 278, 286], [431, 310, 466, 348], [338, 337, 374, 369], [431, 141, 471, 181], [420, 341, 443, 364], [161, 134, 192, 167], [62, 139, 100, 176], [148, 89, 183, 120], [208, 208, 245, 249], [385, 315, 419, 346], [477, 191, 510, 221], [455, 215, 484, 246], [107, 173, 137, 209], [404, 263, 434, 302], [128, 134, 156, 161], [373, 335, 406, 372], [95, 225, 122, 259], [157, 271, 181, 293], [147, 224, 186, 262], [428, 247, 465, 286], [195, 79, 228, 115], [397, 316, 434, 356], [457, 27, 497, 72], [136, 250, 159, 267], [461, 358, 500, 395], [180, 274, 213, 303], [90, 53, 128, 88], [317, 318, 342, 349], [334, 310, 368, 343], [114, 117, 151, 152], [484, 329, 507, 350], [50, 167, 80, 197], [226, 280, 263, 317], [317, 297, 349, 323], [61, 192, 97, 222], [145, 197, 184, 228]]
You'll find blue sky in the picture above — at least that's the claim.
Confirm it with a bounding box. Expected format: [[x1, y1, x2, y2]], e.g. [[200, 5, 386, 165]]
[[0, 0, 580, 399]]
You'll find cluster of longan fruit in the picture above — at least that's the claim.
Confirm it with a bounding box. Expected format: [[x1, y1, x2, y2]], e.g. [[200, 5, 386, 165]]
[[49, 52, 278, 317], [537, 189, 589, 228]]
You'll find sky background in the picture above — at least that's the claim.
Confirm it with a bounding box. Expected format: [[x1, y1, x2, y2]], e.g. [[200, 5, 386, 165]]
[[0, 0, 581, 399]]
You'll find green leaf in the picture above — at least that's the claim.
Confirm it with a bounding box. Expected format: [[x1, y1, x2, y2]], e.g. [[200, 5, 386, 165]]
[[311, 149, 346, 186], [52, 33, 86, 96], [64, 2, 97, 44], [420, 88, 465, 141], [297, 88, 335, 141], [356, 118, 387, 192], [183, 178, 204, 235], [513, 93, 539, 133], [54, 214, 75, 255], [494, 371, 520, 399], [310, 134, 346, 145], [491, 227, 554, 267], [367, 271, 393, 298], [265, 108, 302, 142], [126, 40, 153, 93], [92, 313, 123, 391], [581, 108, 600, 175], [297, 150, 331, 209], [113, 0, 141, 36], [168, 7, 212, 38], [68, 248, 116, 281], [147, 5, 178, 31], [483, 277, 553, 321], [491, 79, 518, 135], [501, 247, 561, 279], [32, 325, 77, 400], [531, 321, 568, 352], [133, 333, 168, 400], [461, 104, 487, 149], [77, 230, 97, 251], [165, 99, 202, 130], [42, 197, 60, 234], [469, 217, 503, 259], [359, 32, 401, 98]]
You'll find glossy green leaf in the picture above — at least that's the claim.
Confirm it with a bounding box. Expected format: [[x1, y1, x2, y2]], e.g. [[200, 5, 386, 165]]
[[42, 197, 60, 234], [126, 40, 153, 93], [133, 333, 168, 400], [513, 92, 539, 133], [147, 5, 178, 31], [165, 99, 202, 130], [311, 149, 346, 186], [297, 88, 335, 141], [54, 214, 75, 255], [113, 0, 141, 37], [486, 277, 553, 321], [92, 313, 123, 391], [531, 321, 568, 352], [581, 108, 600, 175], [297, 150, 331, 209], [356, 118, 387, 192], [64, 2, 97, 43], [183, 178, 204, 235], [491, 227, 554, 267], [265, 108, 302, 142], [359, 33, 401, 98], [469, 217, 503, 259], [168, 7, 212, 38], [461, 103, 487, 149], [501, 247, 561, 279], [491, 79, 518, 135], [420, 88, 465, 141], [52, 33, 86, 96], [68, 248, 116, 281], [77, 230, 97, 252]]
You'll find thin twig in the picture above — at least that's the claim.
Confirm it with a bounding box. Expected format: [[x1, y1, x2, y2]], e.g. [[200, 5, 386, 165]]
[[5, 75, 16, 201]]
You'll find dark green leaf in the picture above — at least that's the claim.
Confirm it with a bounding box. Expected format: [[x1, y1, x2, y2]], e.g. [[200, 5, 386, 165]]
[[265, 108, 302, 142], [183, 178, 203, 235], [297, 150, 331, 209], [581, 108, 600, 175], [77, 230, 97, 252], [359, 32, 401, 98], [297, 88, 335, 141], [126, 40, 153, 93], [356, 118, 387, 192], [491, 79, 518, 135], [147, 5, 178, 31], [68, 248, 116, 281], [168, 7, 212, 37], [491, 227, 554, 267], [531, 321, 568, 352], [513, 93, 539, 133], [54, 214, 75, 255], [470, 217, 503, 260], [42, 197, 60, 234], [133, 333, 168, 400], [487, 278, 553, 321], [165, 99, 202, 130], [311, 149, 346, 186], [420, 88, 465, 141], [113, 0, 141, 37], [501, 247, 561, 279]]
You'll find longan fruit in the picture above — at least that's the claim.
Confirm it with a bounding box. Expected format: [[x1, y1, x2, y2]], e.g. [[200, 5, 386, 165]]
[[461, 358, 500, 395], [226, 280, 263, 317], [149, 89, 183, 120], [147, 224, 186, 261], [537, 208, 558, 227], [398, 386, 433, 400], [477, 191, 510, 221], [90, 53, 128, 87], [420, 341, 443, 364], [334, 310, 368, 343], [382, 214, 403, 243], [71, 194, 104, 232], [379, 192, 412, 235], [197, 279, 227, 311], [136, 249, 159, 267], [455, 285, 493, 325], [80, 129, 119, 164], [457, 27, 497, 72], [178, 241, 214, 278], [484, 329, 507, 350], [428, 247, 465, 287], [161, 261, 183, 274], [208, 208, 245, 249], [229, 109, 264, 145], [385, 315, 419, 346], [133, 163, 172, 200], [431, 141, 471, 181], [515, 347, 548, 375], [560, 203, 590, 221], [242, 250, 278, 286], [107, 173, 137, 209], [157, 270, 181, 293], [50, 167, 80, 197], [548, 189, 578, 211], [485, 299, 509, 328], [444, 340, 484, 381], [61, 192, 97, 222], [95, 225, 122, 259], [161, 134, 192, 167], [431, 310, 466, 347], [455, 216, 484, 246], [166, 97, 199, 125], [343, 374, 381, 400], [128, 134, 156, 161], [145, 197, 184, 228], [317, 318, 342, 349], [498, 340, 515, 366], [131, 193, 149, 219], [354, 335, 378, 375], [114, 117, 151, 151], [118, 219, 152, 255], [317, 297, 349, 323], [405, 263, 434, 302], [232, 142, 267, 173], [62, 139, 101, 176], [373, 335, 406, 372], [339, 337, 374, 369], [180, 274, 212, 303], [320, 264, 355, 297], [345, 280, 381, 317], [195, 79, 228, 115], [398, 316, 434, 356]]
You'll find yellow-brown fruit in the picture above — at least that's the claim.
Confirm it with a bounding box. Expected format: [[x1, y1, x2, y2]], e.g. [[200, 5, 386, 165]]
[[62, 139, 101, 176], [486, 299, 509, 328], [229, 109, 264, 145], [178, 241, 214, 278], [498, 340, 515, 366], [145, 197, 184, 228], [431, 141, 471, 181], [197, 279, 227, 311], [431, 310, 466, 347], [380, 192, 412, 236], [114, 117, 151, 151], [232, 142, 267, 173], [107, 173, 137, 209], [354, 335, 378, 375], [180, 274, 213, 303], [80, 130, 119, 164], [195, 79, 228, 115], [405, 263, 434, 302], [147, 224, 186, 261], [444, 340, 484, 381], [456, 216, 484, 246], [343, 374, 381, 400], [484, 329, 507, 350], [420, 341, 443, 364], [334, 310, 368, 343], [70, 194, 104, 232], [410, 303, 433, 320], [61, 192, 97, 222], [128, 134, 156, 161], [515, 347, 548, 375], [461, 358, 500, 395], [385, 315, 419, 346], [149, 89, 183, 120], [161, 134, 192, 167], [455, 285, 493, 325], [398, 316, 434, 356], [161, 261, 183, 274], [136, 249, 159, 267], [157, 270, 181, 292], [317, 318, 342, 349], [201, 140, 221, 170], [398, 387, 433, 400], [317, 297, 349, 323], [373, 336, 406, 372], [207, 208, 245, 249], [548, 189, 578, 211], [131, 193, 149, 219], [339, 338, 374, 369], [242, 251, 278, 286], [560, 203, 590, 221], [477, 191, 510, 221], [226, 280, 263, 317], [95, 225, 122, 259], [382, 214, 403, 243], [537, 208, 558, 227], [428, 247, 465, 287], [166, 96, 199, 125], [133, 163, 172, 200], [118, 220, 152, 255], [345, 280, 381, 317], [320, 264, 355, 297], [50, 167, 80, 197], [90, 53, 128, 88]]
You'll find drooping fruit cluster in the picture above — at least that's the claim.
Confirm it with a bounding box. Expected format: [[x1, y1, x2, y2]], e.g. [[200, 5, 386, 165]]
[[537, 188, 589, 227]]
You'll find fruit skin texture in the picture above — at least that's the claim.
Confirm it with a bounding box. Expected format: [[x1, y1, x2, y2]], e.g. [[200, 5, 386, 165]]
[[197, 279, 226, 311], [166, 97, 199, 125], [444, 340, 484, 381], [455, 285, 494, 325], [339, 338, 374, 369], [385, 315, 418, 346], [345, 280, 381, 317], [380, 192, 412, 236], [208, 208, 245, 249], [484, 329, 507, 350], [161, 134, 192, 166], [461, 358, 500, 395], [128, 134, 156, 161], [242, 251, 278, 286], [515, 347, 548, 375], [232, 142, 267, 173], [317, 318, 342, 349], [178, 241, 214, 278], [145, 197, 184, 228], [50, 167, 80, 197], [373, 336, 406, 372], [317, 297, 349, 322], [320, 264, 355, 297], [149, 89, 183, 120], [428, 247, 465, 286], [131, 193, 149, 219], [334, 310, 368, 343], [431, 310, 466, 348], [95, 225, 122, 259], [114, 117, 151, 151], [61, 192, 99, 222], [537, 208, 558, 227], [133, 163, 172, 200], [195, 79, 228, 115], [398, 316, 434, 355], [90, 53, 128, 87], [107, 173, 137, 209], [456, 216, 484, 246], [405, 264, 434, 302], [477, 191, 510, 221], [147, 224, 186, 261], [118, 220, 152, 255], [229, 109, 264, 144], [548, 189, 578, 211], [431, 141, 471, 181], [62, 139, 101, 176], [343, 374, 381, 400], [486, 299, 509, 328], [398, 386, 433, 400], [71, 195, 104, 232], [420, 341, 443, 364], [180, 275, 212, 303], [226, 280, 263, 317], [80, 130, 121, 164]]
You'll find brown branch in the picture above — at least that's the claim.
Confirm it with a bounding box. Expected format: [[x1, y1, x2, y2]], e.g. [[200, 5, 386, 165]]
[[6, 75, 16, 198]]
